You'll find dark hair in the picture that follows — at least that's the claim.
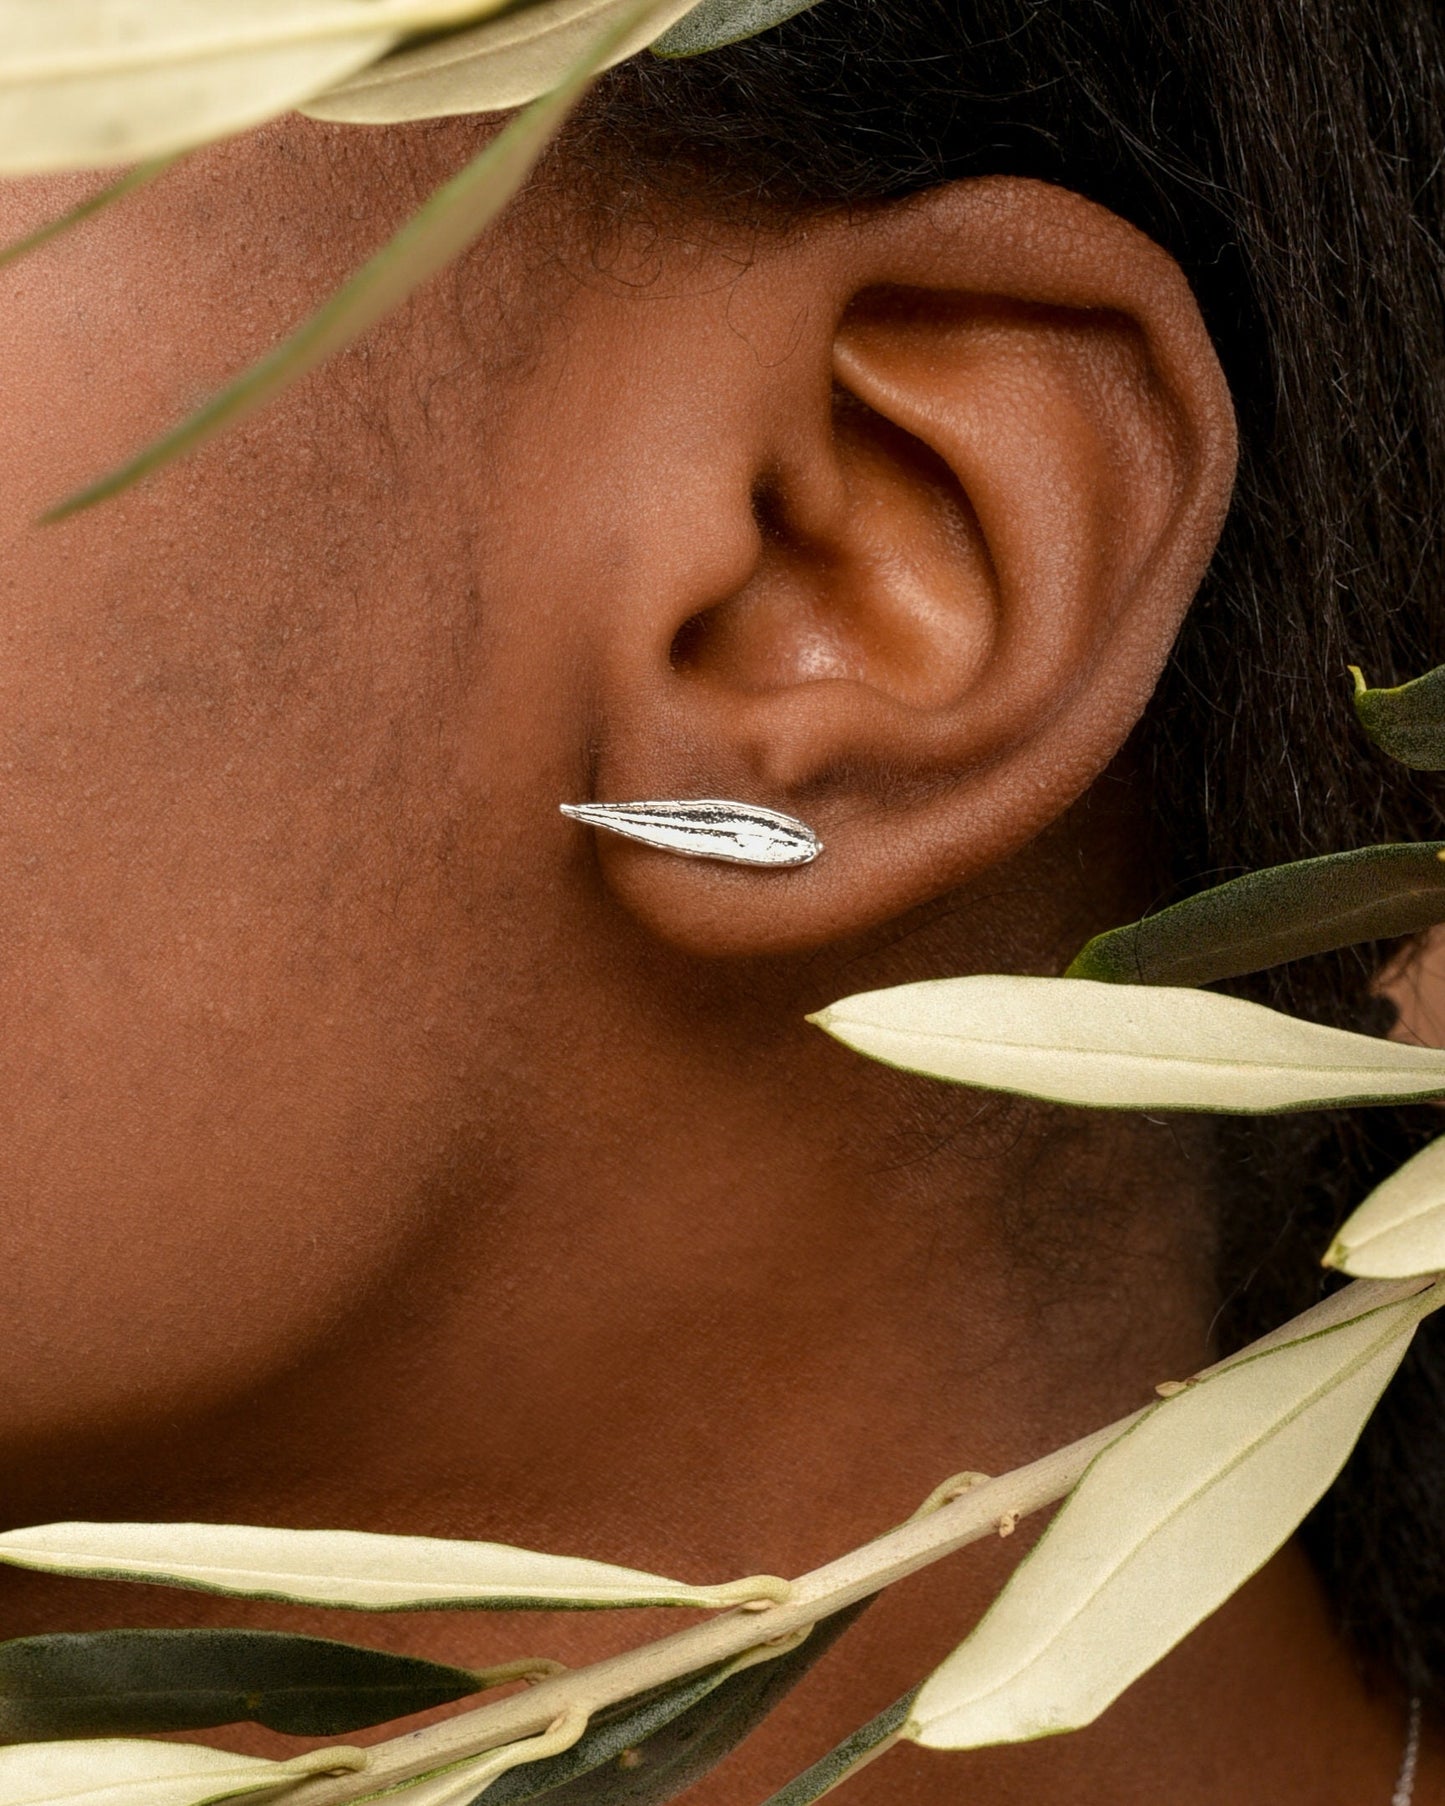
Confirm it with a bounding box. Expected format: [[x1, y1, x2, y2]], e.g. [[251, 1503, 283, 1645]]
[[583, 0, 1445, 1703]]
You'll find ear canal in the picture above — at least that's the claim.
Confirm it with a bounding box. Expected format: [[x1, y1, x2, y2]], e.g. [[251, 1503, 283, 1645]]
[[666, 403, 997, 715]]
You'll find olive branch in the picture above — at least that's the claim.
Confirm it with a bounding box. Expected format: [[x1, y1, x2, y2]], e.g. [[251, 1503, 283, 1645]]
[[5, 8, 1445, 1803], [2, 672, 1443, 1806]]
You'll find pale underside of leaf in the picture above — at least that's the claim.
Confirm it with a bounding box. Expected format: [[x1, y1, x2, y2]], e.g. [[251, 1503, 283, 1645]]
[[371, 1713, 588, 1806], [1327, 1133, 1445, 1278], [1352, 662, 1445, 772], [0, 1738, 364, 1806], [45, 0, 678, 520], [810, 975, 1445, 1113], [303, 0, 703, 123], [0, 0, 577, 172], [651, 0, 823, 57], [1065, 842, 1445, 989], [907, 1289, 1438, 1750], [0, 1, 502, 173], [0, 1522, 788, 1613]]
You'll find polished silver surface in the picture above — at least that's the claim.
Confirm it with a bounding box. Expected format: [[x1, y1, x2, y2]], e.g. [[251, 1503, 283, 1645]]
[[560, 799, 822, 868]]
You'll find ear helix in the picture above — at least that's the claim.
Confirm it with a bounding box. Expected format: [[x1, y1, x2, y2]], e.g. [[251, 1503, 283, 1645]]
[[560, 800, 822, 869]]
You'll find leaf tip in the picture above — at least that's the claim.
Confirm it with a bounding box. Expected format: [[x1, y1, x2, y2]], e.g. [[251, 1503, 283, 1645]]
[[38, 492, 89, 526], [1348, 663, 1368, 697]]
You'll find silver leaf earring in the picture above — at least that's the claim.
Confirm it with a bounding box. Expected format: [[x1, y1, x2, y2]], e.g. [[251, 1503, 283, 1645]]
[[559, 799, 822, 868]]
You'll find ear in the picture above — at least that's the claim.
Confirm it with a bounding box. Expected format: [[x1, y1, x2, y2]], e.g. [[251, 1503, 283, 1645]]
[[579, 176, 1237, 957]]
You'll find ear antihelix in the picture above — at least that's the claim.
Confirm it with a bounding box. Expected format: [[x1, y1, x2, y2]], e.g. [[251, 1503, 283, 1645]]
[[560, 799, 822, 868]]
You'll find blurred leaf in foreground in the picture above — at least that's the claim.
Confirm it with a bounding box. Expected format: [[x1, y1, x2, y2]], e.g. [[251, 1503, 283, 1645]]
[[0, 157, 176, 274], [651, 0, 824, 56], [0, 1, 522, 175], [46, 0, 681, 521], [304, 0, 703, 123]]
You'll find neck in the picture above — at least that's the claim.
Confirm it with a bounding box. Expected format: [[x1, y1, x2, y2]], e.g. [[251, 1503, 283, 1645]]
[[0, 847, 1418, 1802]]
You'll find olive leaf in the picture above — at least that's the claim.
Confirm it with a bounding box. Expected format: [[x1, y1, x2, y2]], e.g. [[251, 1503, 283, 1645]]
[[810, 974, 1445, 1114], [1065, 842, 1445, 989], [380, 1712, 591, 1806], [0, 1738, 365, 1806], [0, 1, 526, 176], [905, 1285, 1440, 1750], [650, 0, 825, 57], [0, 1629, 484, 1743], [338, 1634, 826, 1806], [755, 1687, 916, 1806], [0, 157, 176, 275], [0, 1521, 788, 1613], [1326, 1133, 1445, 1278], [1352, 662, 1445, 771], [484, 1605, 868, 1805], [43, 0, 679, 527], [43, 0, 679, 522], [374, 1758, 513, 1806], [303, 0, 704, 124]]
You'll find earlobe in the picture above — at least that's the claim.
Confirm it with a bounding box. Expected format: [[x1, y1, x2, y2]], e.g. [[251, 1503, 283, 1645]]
[[579, 177, 1236, 958]]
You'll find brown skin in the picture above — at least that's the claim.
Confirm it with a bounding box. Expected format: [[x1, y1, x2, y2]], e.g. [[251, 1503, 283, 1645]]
[[0, 119, 1435, 1801]]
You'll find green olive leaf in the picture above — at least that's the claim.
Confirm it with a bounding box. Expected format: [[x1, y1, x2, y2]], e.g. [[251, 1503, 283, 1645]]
[[810, 974, 1445, 1114], [0, 1629, 483, 1743], [376, 1714, 591, 1806], [303, 0, 703, 123], [0, 1521, 787, 1614], [906, 1285, 1441, 1750], [1327, 1133, 1445, 1278], [368, 1759, 518, 1806], [1351, 662, 1445, 770], [0, 157, 177, 274], [0, 1738, 365, 1806], [650, 0, 824, 57], [483, 1604, 868, 1805], [755, 1687, 916, 1806], [44, 0, 681, 522], [1065, 843, 1445, 989]]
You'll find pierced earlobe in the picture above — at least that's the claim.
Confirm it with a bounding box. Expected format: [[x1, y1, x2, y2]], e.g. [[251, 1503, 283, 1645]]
[[560, 800, 822, 868]]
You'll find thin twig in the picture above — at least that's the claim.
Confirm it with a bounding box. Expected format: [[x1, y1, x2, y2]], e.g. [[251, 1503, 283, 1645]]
[[276, 1275, 1429, 1804]]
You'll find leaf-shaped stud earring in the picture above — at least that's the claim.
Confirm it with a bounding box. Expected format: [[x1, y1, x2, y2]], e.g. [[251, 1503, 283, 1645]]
[[559, 800, 822, 868]]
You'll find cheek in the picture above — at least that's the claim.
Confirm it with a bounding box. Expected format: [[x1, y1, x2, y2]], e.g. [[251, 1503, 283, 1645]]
[[0, 610, 483, 1442], [0, 151, 516, 1444]]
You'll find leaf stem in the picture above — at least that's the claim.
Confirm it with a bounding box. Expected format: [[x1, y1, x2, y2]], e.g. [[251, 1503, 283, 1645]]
[[273, 1275, 1431, 1805]]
